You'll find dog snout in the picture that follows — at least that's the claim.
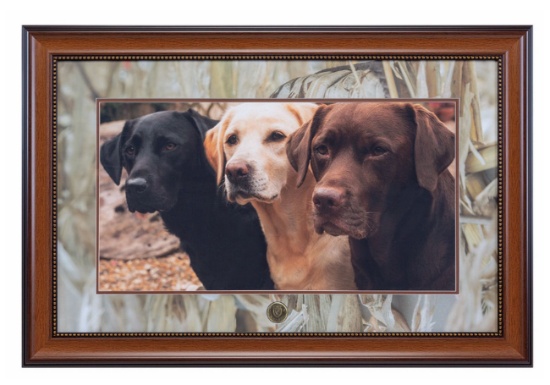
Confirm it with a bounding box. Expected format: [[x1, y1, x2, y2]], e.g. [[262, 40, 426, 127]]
[[126, 177, 149, 194], [225, 160, 250, 184], [313, 187, 346, 212]]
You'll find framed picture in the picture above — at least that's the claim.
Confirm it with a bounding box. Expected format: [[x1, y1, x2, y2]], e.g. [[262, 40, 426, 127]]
[[97, 98, 459, 294], [23, 26, 532, 366]]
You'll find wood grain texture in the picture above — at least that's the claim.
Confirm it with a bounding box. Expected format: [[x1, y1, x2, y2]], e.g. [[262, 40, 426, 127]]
[[22, 26, 532, 366]]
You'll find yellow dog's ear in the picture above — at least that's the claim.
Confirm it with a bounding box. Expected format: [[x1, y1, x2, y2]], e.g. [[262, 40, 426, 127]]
[[284, 102, 319, 126], [203, 125, 219, 174], [204, 112, 232, 185]]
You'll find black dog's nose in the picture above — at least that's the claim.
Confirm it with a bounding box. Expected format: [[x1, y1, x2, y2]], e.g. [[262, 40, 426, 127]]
[[225, 161, 250, 183], [126, 177, 149, 194], [313, 187, 345, 211]]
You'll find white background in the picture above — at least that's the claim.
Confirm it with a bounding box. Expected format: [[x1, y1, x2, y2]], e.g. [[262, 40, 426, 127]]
[[1, 1, 547, 382]]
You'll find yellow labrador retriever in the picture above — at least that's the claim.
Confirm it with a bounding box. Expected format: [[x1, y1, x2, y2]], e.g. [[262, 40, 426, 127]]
[[204, 102, 356, 290]]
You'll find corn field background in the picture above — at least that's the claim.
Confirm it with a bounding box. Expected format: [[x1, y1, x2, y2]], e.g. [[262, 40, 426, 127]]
[[57, 59, 498, 333]]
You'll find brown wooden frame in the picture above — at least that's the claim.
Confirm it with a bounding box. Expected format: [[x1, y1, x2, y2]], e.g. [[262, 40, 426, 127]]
[[23, 26, 532, 366]]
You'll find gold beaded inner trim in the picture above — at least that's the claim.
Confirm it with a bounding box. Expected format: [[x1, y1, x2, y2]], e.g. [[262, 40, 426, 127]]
[[51, 55, 503, 338]]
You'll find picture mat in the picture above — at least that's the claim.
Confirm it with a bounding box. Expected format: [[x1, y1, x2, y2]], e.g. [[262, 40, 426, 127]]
[[57, 60, 498, 333]]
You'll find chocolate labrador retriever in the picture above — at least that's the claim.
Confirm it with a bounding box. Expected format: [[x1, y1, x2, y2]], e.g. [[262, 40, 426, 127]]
[[100, 109, 273, 290], [287, 102, 456, 291]]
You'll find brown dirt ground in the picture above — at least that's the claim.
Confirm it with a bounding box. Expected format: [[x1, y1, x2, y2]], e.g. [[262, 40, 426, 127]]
[[98, 252, 202, 291]]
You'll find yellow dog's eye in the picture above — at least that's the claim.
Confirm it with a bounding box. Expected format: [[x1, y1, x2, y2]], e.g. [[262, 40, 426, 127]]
[[226, 134, 238, 145], [267, 131, 286, 142]]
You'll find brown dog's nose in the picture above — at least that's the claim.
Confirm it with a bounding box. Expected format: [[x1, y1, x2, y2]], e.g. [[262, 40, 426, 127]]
[[313, 187, 345, 211], [226, 160, 250, 183]]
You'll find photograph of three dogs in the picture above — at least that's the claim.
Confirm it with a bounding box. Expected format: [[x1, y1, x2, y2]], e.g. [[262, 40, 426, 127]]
[[98, 100, 457, 292]]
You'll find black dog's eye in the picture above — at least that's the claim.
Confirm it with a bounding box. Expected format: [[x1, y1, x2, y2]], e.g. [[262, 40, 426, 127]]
[[372, 146, 387, 156], [163, 142, 177, 152], [267, 131, 286, 142], [314, 145, 329, 156], [125, 145, 136, 156], [226, 134, 238, 145]]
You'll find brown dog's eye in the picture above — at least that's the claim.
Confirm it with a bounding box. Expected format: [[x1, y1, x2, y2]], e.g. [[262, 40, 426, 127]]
[[314, 145, 329, 156], [125, 146, 136, 156], [372, 146, 387, 156], [226, 134, 238, 145], [267, 131, 286, 142], [163, 142, 177, 151]]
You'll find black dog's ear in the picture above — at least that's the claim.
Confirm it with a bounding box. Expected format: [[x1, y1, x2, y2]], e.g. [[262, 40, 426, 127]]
[[99, 120, 134, 185], [286, 105, 327, 188], [412, 104, 455, 192], [184, 108, 219, 140]]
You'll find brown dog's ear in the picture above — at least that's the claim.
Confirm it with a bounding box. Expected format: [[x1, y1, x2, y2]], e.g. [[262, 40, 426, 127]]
[[204, 111, 232, 185], [286, 105, 326, 188], [413, 104, 455, 192]]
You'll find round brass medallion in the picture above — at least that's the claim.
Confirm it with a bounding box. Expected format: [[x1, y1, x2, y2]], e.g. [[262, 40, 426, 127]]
[[266, 301, 288, 323]]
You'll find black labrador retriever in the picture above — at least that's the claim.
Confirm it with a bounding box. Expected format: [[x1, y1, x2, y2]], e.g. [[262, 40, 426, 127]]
[[100, 109, 273, 290]]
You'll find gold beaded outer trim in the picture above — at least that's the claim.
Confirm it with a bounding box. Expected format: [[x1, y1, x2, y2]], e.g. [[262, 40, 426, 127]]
[[52, 55, 503, 338]]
